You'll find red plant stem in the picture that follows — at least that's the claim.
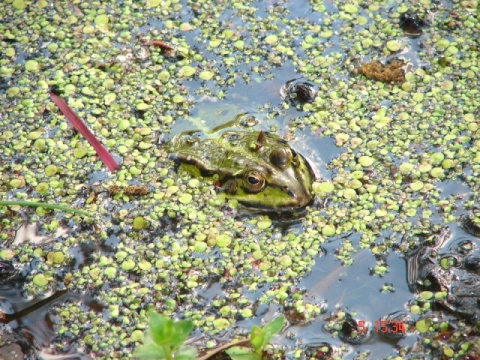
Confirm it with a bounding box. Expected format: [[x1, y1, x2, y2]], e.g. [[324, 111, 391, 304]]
[[49, 92, 119, 172]]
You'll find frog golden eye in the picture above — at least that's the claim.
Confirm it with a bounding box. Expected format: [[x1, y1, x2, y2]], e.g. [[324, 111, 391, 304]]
[[244, 171, 265, 192]]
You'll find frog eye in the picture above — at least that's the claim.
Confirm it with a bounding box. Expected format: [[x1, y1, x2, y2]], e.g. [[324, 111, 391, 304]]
[[270, 148, 289, 167], [244, 170, 265, 192]]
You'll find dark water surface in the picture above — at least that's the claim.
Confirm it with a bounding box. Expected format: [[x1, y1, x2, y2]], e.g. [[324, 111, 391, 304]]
[[0, 0, 479, 359]]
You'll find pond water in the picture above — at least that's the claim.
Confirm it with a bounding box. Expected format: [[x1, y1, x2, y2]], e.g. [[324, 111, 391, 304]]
[[0, 0, 478, 359]]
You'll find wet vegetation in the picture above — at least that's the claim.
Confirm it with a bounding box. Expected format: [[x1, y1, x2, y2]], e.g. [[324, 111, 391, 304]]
[[133, 312, 197, 360], [357, 59, 406, 84], [225, 315, 284, 360], [0, 0, 479, 359]]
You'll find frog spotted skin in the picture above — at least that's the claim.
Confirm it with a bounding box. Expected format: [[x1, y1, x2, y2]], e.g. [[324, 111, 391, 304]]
[[168, 129, 315, 210]]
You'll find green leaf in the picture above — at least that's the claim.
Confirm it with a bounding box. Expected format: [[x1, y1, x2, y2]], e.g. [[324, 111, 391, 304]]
[[146, 312, 194, 352], [249, 316, 285, 354], [174, 345, 198, 360], [225, 346, 260, 360], [133, 343, 168, 359], [149, 313, 174, 346], [262, 316, 285, 339], [170, 319, 194, 350], [249, 325, 265, 354]]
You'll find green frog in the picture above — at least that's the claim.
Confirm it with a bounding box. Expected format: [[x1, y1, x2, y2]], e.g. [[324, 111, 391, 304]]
[[167, 115, 316, 210]]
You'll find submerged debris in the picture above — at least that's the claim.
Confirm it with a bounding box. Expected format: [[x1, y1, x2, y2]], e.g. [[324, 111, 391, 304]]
[[405, 232, 480, 322], [139, 38, 184, 60], [280, 79, 317, 105], [49, 92, 119, 172], [357, 59, 406, 83], [0, 329, 32, 359], [461, 213, 480, 237], [141, 39, 174, 51], [124, 185, 149, 196], [399, 12, 428, 37], [0, 260, 16, 283], [338, 313, 373, 345], [304, 341, 335, 359]]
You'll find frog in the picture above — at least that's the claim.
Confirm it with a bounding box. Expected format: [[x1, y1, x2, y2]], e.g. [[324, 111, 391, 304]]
[[167, 115, 316, 210]]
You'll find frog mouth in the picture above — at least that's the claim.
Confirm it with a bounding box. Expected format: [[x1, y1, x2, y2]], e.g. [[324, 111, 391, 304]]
[[286, 188, 314, 207], [237, 193, 314, 212], [234, 183, 314, 210]]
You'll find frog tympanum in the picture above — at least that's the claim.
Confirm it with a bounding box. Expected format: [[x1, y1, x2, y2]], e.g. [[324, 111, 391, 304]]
[[168, 124, 315, 210]]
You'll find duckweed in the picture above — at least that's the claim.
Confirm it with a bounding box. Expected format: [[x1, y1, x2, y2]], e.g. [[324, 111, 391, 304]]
[[73, 147, 88, 159], [25, 60, 40, 72], [2, 0, 479, 358], [386, 40, 402, 52], [321, 224, 336, 237], [264, 34, 278, 45], [312, 181, 335, 194], [213, 318, 230, 330], [216, 233, 231, 247], [32, 274, 48, 287], [256, 217, 272, 230], [44, 165, 58, 177], [179, 193, 193, 204], [419, 291, 434, 300], [48, 251, 65, 264], [133, 216, 148, 230], [358, 156, 375, 167]]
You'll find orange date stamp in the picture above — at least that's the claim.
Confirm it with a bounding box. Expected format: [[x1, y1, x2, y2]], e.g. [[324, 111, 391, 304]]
[[357, 320, 406, 334]]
